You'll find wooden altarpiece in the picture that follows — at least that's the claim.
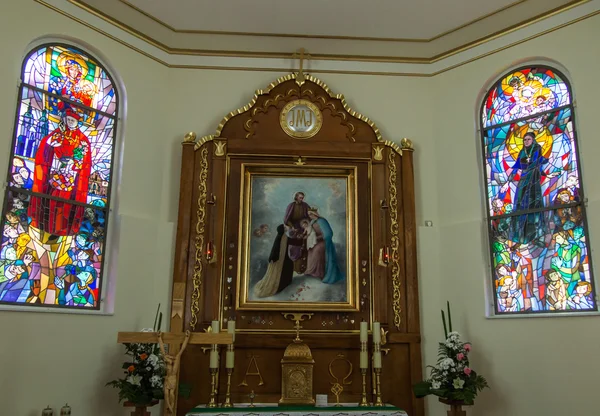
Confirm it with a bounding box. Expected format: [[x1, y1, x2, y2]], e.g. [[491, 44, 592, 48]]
[[169, 72, 423, 416]]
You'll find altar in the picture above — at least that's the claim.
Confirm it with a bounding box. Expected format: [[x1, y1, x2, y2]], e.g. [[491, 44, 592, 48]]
[[158, 65, 423, 416], [186, 405, 408, 416]]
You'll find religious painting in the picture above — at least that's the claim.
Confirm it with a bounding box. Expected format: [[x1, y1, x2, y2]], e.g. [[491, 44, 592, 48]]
[[0, 44, 118, 309], [481, 66, 596, 314], [237, 165, 358, 311]]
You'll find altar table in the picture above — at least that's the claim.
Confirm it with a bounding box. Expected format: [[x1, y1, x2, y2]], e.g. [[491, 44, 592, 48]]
[[186, 405, 408, 416]]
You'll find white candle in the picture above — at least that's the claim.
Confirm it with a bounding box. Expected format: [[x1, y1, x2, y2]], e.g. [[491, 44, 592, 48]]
[[209, 350, 219, 369], [212, 320, 220, 334], [360, 321, 368, 343], [373, 351, 382, 369], [360, 351, 368, 369], [372, 322, 381, 343], [226, 350, 235, 369], [227, 320, 235, 343]]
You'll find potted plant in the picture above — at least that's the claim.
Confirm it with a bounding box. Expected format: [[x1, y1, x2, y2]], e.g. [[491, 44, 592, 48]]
[[413, 302, 489, 416], [107, 307, 165, 416]]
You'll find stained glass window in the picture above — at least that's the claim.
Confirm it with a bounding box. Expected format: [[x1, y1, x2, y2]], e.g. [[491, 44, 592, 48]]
[[481, 66, 595, 314], [0, 44, 118, 309]]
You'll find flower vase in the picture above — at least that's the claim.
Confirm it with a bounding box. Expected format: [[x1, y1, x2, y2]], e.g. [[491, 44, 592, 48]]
[[123, 400, 159, 416], [439, 398, 467, 416]]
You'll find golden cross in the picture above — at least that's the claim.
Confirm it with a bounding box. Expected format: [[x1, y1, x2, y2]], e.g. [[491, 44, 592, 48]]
[[292, 48, 311, 85], [294, 320, 303, 342]]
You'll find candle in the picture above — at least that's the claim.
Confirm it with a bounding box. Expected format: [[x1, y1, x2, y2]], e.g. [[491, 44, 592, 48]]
[[360, 350, 368, 369], [210, 349, 219, 368], [227, 320, 235, 342], [373, 351, 382, 369], [372, 322, 381, 343], [360, 321, 368, 342], [226, 350, 235, 369], [212, 320, 220, 334]]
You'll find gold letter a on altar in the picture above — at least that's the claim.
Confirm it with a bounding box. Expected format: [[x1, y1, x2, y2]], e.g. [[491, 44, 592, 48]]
[[238, 355, 265, 386]]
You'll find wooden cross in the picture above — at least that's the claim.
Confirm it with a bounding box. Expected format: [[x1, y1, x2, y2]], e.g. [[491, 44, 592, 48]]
[[292, 48, 311, 85], [117, 330, 233, 416]]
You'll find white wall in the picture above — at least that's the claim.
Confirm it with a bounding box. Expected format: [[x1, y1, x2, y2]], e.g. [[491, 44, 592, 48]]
[[430, 13, 600, 416], [0, 0, 598, 415], [0, 1, 173, 415]]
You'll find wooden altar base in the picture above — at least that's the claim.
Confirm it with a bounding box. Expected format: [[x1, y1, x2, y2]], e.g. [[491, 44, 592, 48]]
[[186, 405, 408, 416]]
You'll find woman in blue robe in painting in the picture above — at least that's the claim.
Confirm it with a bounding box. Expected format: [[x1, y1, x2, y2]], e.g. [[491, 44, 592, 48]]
[[305, 208, 344, 284]]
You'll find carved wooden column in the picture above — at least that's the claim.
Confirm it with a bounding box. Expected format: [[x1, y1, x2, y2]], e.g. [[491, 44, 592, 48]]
[[167, 132, 197, 416]]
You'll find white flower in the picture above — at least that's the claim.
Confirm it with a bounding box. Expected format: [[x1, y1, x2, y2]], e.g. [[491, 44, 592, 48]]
[[431, 381, 441, 389], [150, 375, 163, 388], [147, 354, 160, 367], [440, 358, 456, 370], [127, 375, 142, 386], [442, 371, 448, 377], [453, 378, 465, 389]]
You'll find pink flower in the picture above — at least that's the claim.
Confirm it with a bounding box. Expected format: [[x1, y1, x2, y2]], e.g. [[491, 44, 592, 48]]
[[464, 343, 472, 352], [464, 367, 472, 376], [457, 353, 465, 361]]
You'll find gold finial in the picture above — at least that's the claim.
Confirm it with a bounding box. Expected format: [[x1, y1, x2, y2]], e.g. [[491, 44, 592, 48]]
[[294, 156, 306, 166], [184, 131, 197, 143], [400, 138, 414, 151], [292, 48, 311, 86]]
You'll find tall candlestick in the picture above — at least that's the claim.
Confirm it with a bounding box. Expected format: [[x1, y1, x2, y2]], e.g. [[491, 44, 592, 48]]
[[223, 368, 233, 408], [374, 368, 383, 407], [212, 320, 220, 334], [227, 319, 235, 342], [360, 321, 368, 342], [372, 322, 381, 343]]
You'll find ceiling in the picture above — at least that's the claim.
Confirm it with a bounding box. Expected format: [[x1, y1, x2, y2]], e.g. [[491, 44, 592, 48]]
[[36, 0, 599, 73], [121, 0, 520, 39]]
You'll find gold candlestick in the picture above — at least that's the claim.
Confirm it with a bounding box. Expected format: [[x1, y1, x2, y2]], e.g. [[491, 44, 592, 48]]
[[223, 368, 233, 407], [208, 368, 218, 408], [359, 368, 368, 407], [374, 368, 383, 407]]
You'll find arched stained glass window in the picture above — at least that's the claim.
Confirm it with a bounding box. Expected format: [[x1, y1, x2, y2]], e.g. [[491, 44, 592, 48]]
[[0, 44, 118, 309], [481, 66, 596, 315]]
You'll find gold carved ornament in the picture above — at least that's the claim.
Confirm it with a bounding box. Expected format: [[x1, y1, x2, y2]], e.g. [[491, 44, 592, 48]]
[[189, 146, 209, 331], [388, 150, 402, 330], [279, 99, 323, 139], [190, 72, 401, 154], [328, 354, 353, 406], [301, 89, 356, 142]]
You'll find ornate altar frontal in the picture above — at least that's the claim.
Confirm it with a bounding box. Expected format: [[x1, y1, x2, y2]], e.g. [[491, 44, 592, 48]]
[[168, 71, 423, 416]]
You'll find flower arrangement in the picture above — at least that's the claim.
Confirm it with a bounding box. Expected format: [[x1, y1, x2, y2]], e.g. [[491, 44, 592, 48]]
[[106, 306, 166, 405], [413, 302, 489, 406]]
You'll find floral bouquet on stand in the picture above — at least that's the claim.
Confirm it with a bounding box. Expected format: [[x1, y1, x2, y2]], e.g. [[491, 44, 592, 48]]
[[413, 302, 489, 406], [106, 306, 166, 406]]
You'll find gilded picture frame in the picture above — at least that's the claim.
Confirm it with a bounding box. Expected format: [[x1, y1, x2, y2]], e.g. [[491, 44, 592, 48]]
[[236, 164, 359, 311]]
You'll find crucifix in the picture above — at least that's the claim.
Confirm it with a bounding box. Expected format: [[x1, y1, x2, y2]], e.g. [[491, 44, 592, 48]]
[[292, 48, 311, 86], [116, 330, 233, 416], [282, 312, 313, 342]]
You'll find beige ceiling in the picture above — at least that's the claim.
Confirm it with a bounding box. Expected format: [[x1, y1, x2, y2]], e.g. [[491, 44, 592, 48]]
[[122, 0, 519, 39], [67, 0, 587, 61]]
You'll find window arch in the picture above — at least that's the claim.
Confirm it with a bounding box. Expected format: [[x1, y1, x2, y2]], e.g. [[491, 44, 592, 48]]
[[0, 43, 119, 310], [480, 65, 596, 315]]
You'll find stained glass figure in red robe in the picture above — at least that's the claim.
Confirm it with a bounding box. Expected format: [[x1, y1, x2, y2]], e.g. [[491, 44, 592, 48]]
[[27, 107, 92, 237]]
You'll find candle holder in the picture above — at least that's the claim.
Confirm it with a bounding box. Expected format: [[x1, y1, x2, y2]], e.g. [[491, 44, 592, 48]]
[[208, 368, 218, 408], [223, 367, 233, 408], [359, 368, 369, 407], [374, 368, 383, 407]]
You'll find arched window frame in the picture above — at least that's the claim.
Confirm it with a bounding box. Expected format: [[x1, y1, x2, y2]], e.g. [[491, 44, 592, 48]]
[[479, 63, 598, 317], [0, 38, 124, 314]]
